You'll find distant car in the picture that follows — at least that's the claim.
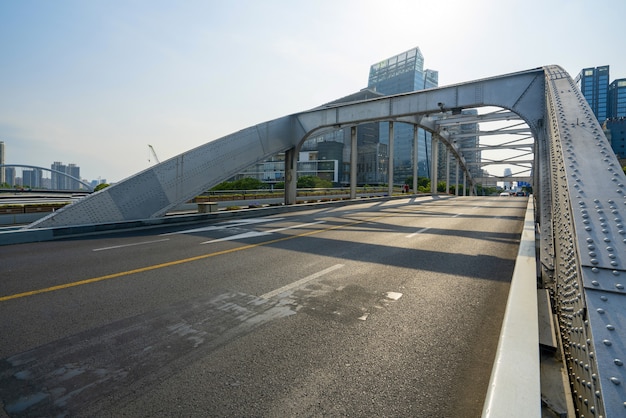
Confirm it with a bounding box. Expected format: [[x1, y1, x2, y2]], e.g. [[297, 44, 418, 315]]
[[499, 192, 510, 197], [515, 192, 526, 196]]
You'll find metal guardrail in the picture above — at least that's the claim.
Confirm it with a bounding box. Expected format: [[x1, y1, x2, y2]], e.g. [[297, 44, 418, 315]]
[[482, 197, 540, 418]]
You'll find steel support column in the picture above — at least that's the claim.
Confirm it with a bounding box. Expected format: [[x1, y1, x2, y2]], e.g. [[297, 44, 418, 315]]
[[413, 125, 418, 194], [388, 122, 394, 196], [445, 149, 450, 195], [350, 126, 357, 199], [455, 160, 460, 196], [284, 147, 297, 205], [431, 137, 439, 194]]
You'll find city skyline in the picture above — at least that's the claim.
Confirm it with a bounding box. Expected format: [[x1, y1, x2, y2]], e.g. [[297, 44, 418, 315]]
[[2, 0, 626, 182]]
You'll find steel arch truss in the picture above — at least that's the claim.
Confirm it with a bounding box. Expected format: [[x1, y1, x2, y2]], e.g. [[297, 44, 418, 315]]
[[26, 65, 626, 415]]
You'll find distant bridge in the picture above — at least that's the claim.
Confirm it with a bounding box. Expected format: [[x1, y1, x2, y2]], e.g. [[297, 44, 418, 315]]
[[25, 65, 626, 417], [0, 164, 93, 191]]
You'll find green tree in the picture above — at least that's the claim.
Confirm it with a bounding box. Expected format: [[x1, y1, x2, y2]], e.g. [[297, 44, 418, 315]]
[[404, 176, 431, 190], [297, 175, 332, 188], [94, 183, 110, 192], [211, 177, 266, 191]]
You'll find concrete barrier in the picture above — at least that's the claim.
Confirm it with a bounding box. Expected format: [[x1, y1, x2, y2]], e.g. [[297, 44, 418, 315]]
[[197, 202, 218, 213], [482, 197, 540, 418]]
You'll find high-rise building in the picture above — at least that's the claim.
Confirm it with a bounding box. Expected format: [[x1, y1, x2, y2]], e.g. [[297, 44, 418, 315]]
[[5, 167, 15, 187], [367, 47, 438, 183], [576, 66, 610, 122], [22, 169, 43, 188], [51, 161, 81, 190], [603, 118, 626, 159], [608, 79, 626, 118], [437, 109, 480, 184], [0, 141, 5, 185], [51, 161, 66, 189], [577, 67, 626, 158], [67, 163, 81, 190]]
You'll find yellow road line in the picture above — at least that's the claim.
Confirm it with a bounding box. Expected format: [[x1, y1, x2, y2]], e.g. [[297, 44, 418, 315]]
[[0, 214, 387, 303]]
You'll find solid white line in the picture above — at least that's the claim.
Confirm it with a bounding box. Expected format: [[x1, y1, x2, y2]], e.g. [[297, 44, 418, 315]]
[[264, 220, 326, 234], [201, 221, 326, 244], [406, 227, 430, 238], [160, 218, 283, 236], [92, 238, 170, 251], [260, 264, 345, 299]]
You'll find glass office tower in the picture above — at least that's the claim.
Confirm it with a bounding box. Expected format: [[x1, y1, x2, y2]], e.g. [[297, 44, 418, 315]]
[[577, 66, 610, 122], [368, 47, 438, 183], [608, 79, 626, 118]]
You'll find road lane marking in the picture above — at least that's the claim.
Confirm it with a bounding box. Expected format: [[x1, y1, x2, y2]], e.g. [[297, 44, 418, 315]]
[[260, 264, 345, 299], [160, 218, 284, 236], [3, 204, 441, 303], [0, 217, 373, 303], [200, 221, 326, 244], [406, 227, 430, 238], [92, 238, 170, 252], [404, 212, 461, 237]]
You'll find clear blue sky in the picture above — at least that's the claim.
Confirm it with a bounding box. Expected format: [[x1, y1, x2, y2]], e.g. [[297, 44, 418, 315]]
[[1, 0, 625, 182]]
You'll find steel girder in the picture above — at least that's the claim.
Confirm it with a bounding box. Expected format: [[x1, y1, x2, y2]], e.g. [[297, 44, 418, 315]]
[[541, 66, 626, 418]]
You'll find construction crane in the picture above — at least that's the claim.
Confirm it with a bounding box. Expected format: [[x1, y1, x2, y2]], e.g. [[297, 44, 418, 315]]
[[148, 144, 160, 164]]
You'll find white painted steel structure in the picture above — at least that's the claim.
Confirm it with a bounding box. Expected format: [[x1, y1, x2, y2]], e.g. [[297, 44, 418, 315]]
[[26, 66, 626, 416]]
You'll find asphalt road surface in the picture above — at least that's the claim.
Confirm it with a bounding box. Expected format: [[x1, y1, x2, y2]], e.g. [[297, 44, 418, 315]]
[[0, 195, 528, 417]]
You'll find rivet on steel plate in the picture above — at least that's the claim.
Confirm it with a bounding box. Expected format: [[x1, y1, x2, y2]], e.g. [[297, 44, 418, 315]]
[[610, 377, 621, 385], [592, 281, 599, 286], [613, 270, 620, 276], [603, 340, 613, 346], [607, 325, 615, 331], [597, 308, 606, 314], [616, 284, 624, 290], [615, 359, 623, 366]]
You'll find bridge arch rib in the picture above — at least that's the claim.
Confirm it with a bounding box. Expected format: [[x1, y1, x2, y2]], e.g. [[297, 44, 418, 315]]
[[28, 67, 546, 228]]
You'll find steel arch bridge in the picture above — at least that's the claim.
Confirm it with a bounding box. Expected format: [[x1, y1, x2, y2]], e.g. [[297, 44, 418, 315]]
[[0, 164, 94, 191], [27, 65, 626, 416]]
